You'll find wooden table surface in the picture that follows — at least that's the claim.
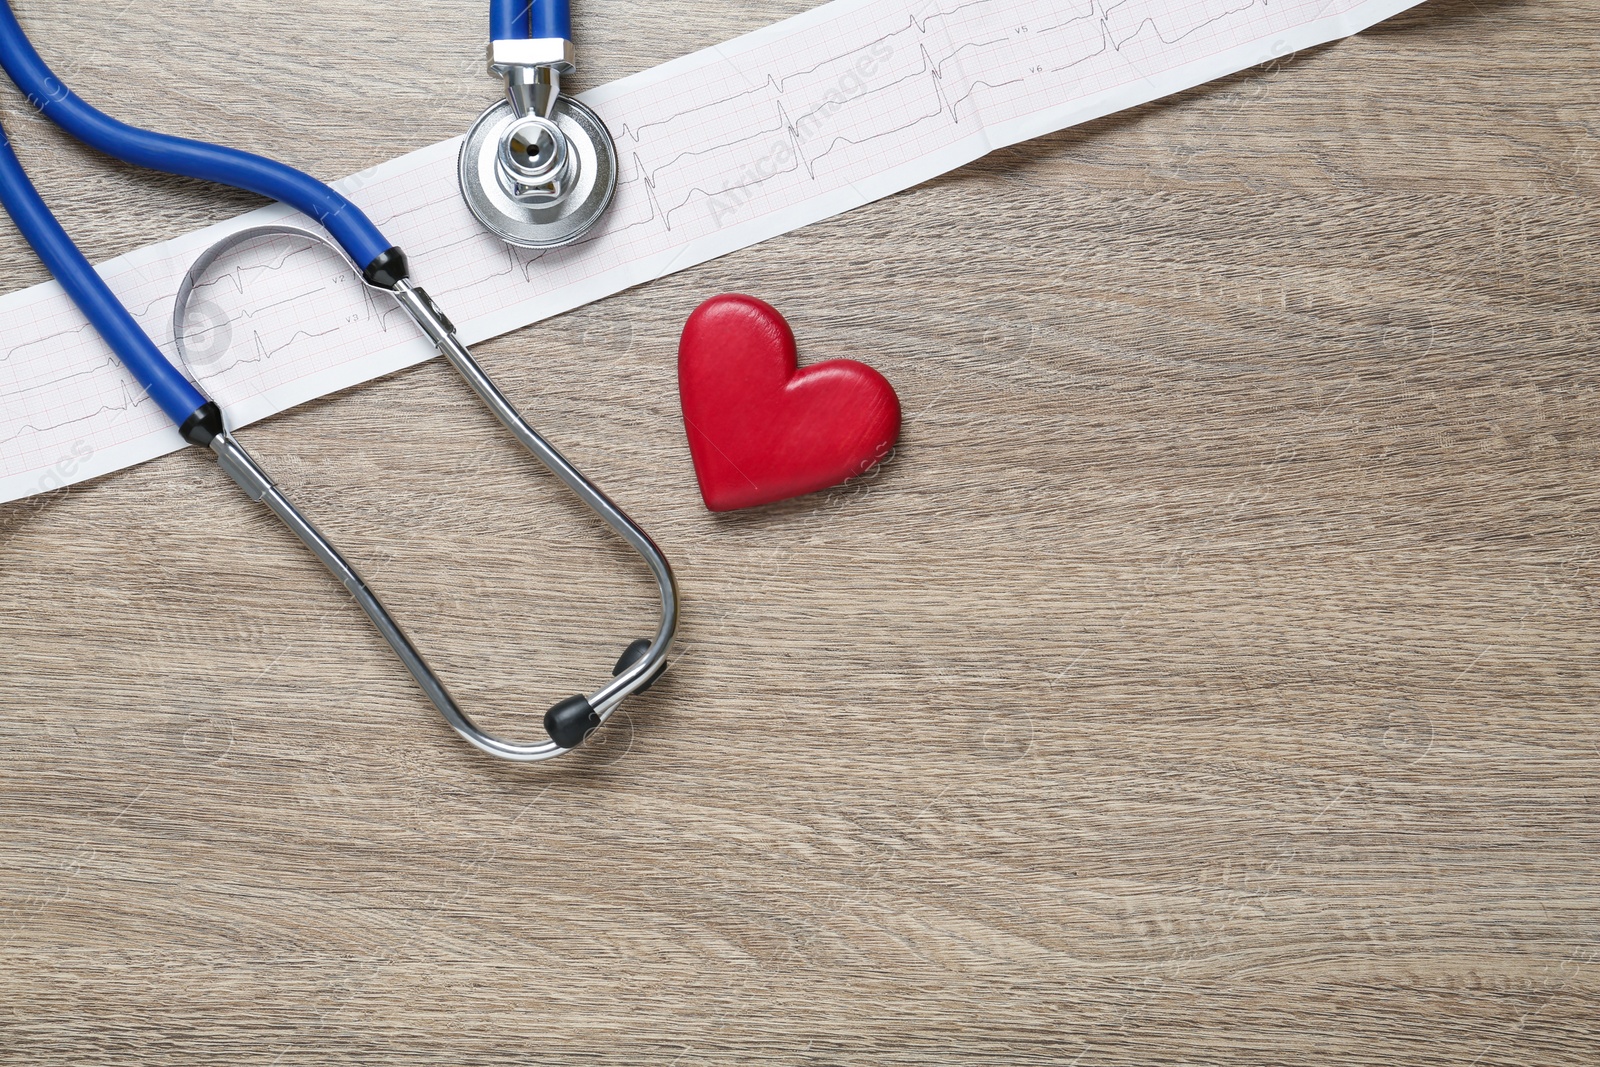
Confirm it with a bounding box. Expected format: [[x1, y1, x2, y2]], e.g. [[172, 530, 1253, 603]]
[[2, 0, 1597, 1062]]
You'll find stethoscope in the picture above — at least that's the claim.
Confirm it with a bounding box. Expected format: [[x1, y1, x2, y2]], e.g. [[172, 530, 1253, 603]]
[[0, 1, 676, 762]]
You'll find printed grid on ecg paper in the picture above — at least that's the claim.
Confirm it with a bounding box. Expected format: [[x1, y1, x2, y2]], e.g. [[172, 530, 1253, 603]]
[[0, 0, 1403, 502]]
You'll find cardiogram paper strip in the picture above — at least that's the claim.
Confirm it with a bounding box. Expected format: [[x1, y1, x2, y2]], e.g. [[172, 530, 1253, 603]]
[[0, 0, 1423, 503]]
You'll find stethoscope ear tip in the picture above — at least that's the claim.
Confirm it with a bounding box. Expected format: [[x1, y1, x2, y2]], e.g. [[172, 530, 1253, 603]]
[[546, 694, 600, 749], [545, 635, 662, 749], [546, 638, 664, 747], [613, 637, 659, 693]]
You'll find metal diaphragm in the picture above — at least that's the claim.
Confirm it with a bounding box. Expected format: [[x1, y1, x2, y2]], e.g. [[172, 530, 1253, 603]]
[[458, 96, 618, 249]]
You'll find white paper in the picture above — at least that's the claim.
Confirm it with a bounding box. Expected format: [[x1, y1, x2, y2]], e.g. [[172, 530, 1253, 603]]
[[0, 0, 1424, 502]]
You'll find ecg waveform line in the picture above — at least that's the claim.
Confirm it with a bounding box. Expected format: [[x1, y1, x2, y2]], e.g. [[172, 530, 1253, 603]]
[[0, 0, 1405, 502]]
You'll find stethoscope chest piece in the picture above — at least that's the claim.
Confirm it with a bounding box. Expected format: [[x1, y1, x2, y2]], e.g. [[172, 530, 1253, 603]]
[[459, 96, 617, 249]]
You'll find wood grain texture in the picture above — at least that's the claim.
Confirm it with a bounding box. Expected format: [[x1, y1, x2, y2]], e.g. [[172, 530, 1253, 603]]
[[2, 0, 1598, 1062]]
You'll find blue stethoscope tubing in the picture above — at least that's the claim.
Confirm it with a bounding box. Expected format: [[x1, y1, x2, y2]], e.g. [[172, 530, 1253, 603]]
[[0, 0, 678, 763], [0, 0, 393, 434], [0, 130, 210, 433], [491, 0, 572, 42]]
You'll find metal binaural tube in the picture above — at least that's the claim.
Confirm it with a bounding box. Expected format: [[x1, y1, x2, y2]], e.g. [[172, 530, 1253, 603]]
[[387, 281, 679, 724], [206, 279, 681, 760], [211, 432, 572, 762], [169, 221, 674, 760]]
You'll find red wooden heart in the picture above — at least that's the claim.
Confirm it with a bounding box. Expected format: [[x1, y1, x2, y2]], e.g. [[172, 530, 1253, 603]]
[[678, 294, 901, 512]]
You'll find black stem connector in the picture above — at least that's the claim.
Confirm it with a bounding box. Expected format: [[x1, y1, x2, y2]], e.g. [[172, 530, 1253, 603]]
[[178, 401, 224, 447], [361, 246, 410, 290]]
